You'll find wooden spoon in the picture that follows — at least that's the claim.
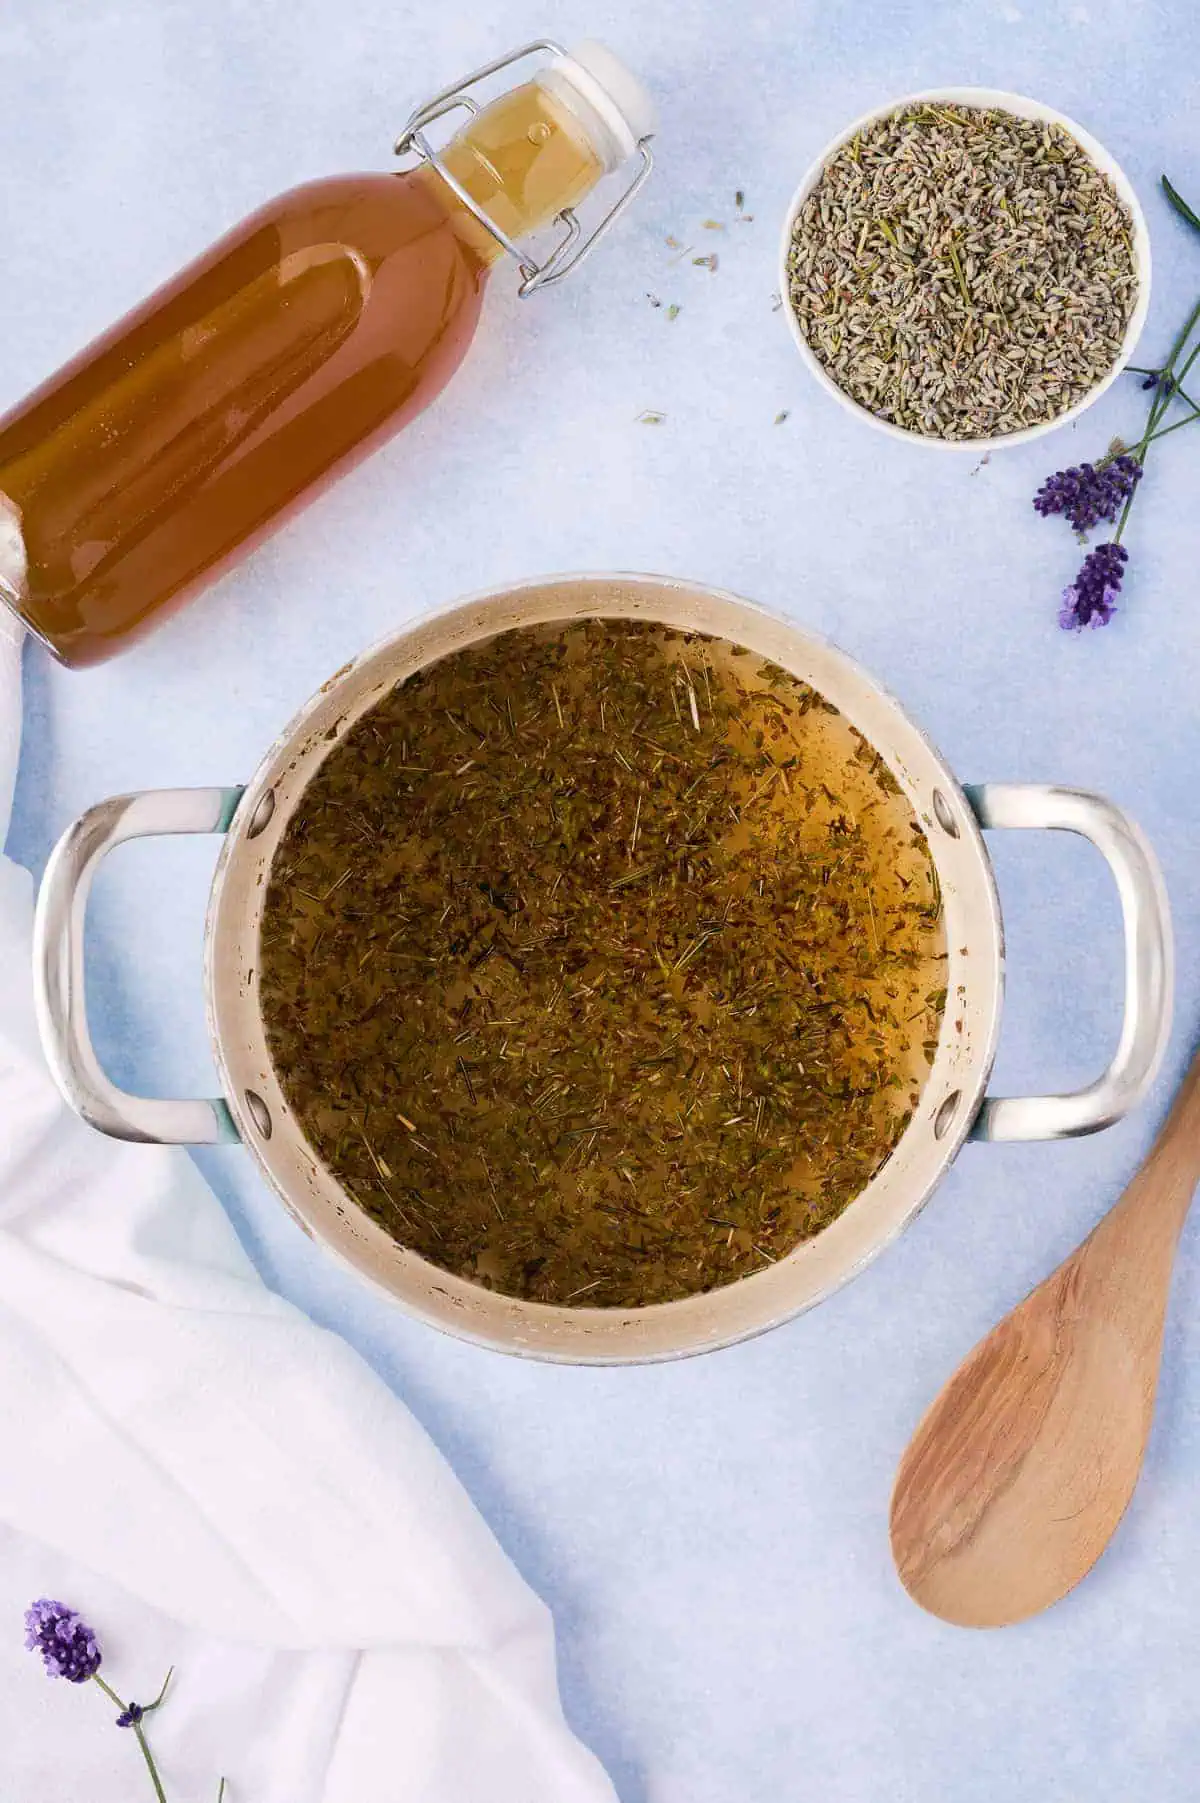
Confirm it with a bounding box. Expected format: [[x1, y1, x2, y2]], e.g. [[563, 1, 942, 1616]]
[[890, 1046, 1200, 1627]]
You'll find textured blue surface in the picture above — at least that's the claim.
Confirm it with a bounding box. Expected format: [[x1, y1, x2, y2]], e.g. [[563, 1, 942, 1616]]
[[5, 2, 1200, 1797]]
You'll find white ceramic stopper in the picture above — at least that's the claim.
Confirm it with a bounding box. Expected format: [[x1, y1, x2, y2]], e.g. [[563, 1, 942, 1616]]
[[541, 39, 656, 169]]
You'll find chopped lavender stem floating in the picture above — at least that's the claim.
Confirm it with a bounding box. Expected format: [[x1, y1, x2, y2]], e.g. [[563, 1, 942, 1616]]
[[1059, 543, 1129, 631]]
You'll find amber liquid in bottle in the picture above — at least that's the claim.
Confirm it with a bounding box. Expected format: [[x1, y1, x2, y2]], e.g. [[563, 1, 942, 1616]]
[[0, 83, 603, 665]]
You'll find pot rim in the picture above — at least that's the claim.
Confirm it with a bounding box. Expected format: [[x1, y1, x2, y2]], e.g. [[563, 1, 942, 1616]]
[[203, 572, 1004, 1362]]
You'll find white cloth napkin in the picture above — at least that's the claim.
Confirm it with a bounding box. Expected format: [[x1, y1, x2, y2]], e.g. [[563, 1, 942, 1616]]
[[0, 617, 615, 1800]]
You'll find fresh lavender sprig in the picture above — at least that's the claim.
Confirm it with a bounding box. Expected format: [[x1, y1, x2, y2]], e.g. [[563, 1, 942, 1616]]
[[1033, 174, 1200, 631], [24, 1600, 226, 1802]]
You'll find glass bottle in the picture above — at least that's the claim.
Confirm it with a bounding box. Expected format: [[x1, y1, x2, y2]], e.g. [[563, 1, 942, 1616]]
[[0, 40, 654, 666]]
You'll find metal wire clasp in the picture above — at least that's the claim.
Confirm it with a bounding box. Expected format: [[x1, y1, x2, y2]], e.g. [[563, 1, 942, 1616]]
[[394, 38, 653, 296]]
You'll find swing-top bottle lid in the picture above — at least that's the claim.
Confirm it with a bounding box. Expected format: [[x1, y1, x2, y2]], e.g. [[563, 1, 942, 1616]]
[[540, 40, 658, 171], [395, 38, 657, 294]]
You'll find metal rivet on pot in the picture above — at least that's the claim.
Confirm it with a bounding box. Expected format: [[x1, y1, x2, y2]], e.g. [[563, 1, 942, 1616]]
[[244, 1089, 273, 1139], [934, 1090, 961, 1139], [246, 788, 276, 839], [932, 790, 959, 838]]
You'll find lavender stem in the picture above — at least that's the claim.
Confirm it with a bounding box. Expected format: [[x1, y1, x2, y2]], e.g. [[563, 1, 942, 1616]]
[[93, 1675, 169, 1803]]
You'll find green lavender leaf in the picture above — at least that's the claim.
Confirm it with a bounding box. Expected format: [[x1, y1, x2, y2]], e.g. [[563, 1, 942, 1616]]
[[1162, 175, 1200, 237], [145, 1667, 173, 1713]]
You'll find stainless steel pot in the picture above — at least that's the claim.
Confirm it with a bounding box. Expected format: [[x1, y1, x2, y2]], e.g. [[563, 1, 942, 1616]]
[[33, 575, 1174, 1362]]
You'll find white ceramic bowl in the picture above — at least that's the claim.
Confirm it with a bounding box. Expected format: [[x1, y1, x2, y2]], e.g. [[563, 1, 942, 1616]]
[[778, 87, 1152, 452]]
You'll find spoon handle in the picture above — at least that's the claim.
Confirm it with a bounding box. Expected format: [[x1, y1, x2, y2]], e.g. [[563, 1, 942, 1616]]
[[1107, 1042, 1200, 1251], [1042, 1038, 1200, 1366], [1143, 1040, 1200, 1169]]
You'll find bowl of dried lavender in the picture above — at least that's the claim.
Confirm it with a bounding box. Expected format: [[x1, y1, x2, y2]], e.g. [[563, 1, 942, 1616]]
[[780, 89, 1151, 447]]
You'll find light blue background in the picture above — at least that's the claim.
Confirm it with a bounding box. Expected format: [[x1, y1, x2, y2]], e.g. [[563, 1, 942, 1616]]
[[6, 1, 1200, 1796]]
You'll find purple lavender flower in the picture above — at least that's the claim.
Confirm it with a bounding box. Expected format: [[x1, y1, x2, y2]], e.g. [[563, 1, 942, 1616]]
[[22, 1607, 204, 1798], [1033, 456, 1142, 533], [1059, 542, 1129, 631], [1140, 368, 1175, 393], [24, 1600, 101, 1683]]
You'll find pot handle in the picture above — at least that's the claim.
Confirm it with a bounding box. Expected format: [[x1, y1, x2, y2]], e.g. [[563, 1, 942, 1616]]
[[32, 787, 246, 1145], [965, 783, 1173, 1142]]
